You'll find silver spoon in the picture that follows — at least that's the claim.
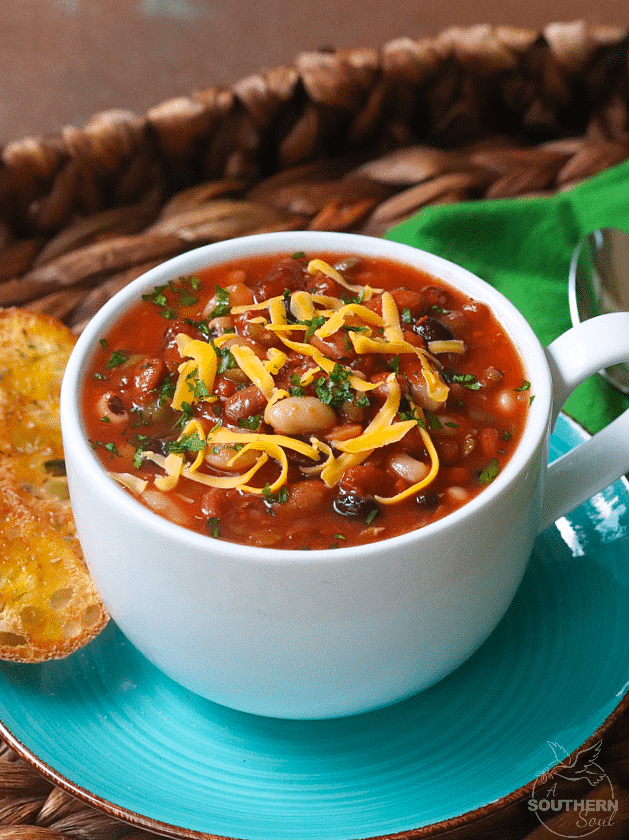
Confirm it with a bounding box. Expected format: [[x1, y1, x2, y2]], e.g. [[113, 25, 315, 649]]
[[568, 227, 629, 395]]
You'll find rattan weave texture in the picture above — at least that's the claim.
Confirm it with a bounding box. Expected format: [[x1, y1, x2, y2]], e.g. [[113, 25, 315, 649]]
[[2, 20, 629, 840]]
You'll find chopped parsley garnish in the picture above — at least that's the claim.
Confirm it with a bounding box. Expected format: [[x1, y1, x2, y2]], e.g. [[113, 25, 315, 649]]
[[92, 372, 107, 380], [133, 448, 146, 469], [300, 314, 326, 340], [292, 251, 306, 260], [175, 401, 194, 430], [106, 350, 129, 369], [288, 374, 305, 397], [262, 484, 289, 504], [365, 508, 379, 525], [207, 518, 221, 538], [237, 414, 262, 431], [99, 338, 108, 349], [387, 356, 400, 374], [142, 285, 176, 319], [209, 286, 231, 318], [315, 363, 367, 408], [185, 367, 210, 400], [514, 380, 531, 392], [157, 372, 176, 406], [401, 308, 412, 324], [167, 431, 206, 454], [89, 440, 121, 458], [341, 289, 365, 305], [443, 371, 481, 390], [479, 458, 500, 484], [424, 410, 443, 430], [399, 406, 426, 429], [183, 317, 211, 338], [502, 430, 512, 441], [142, 275, 201, 318], [211, 341, 237, 374]]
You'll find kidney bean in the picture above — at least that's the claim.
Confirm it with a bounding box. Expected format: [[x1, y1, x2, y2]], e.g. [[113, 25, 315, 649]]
[[224, 385, 267, 423], [462, 300, 491, 325], [131, 357, 166, 402], [310, 332, 351, 361], [220, 335, 266, 359], [255, 259, 308, 301], [213, 377, 236, 398], [282, 480, 332, 515], [339, 464, 388, 497], [202, 280, 255, 319], [390, 288, 424, 314], [440, 466, 472, 486], [422, 285, 449, 307], [436, 438, 460, 465], [200, 487, 229, 519], [479, 426, 499, 459]]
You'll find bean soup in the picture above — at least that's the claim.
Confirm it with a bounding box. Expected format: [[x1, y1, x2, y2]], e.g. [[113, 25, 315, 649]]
[[82, 252, 531, 549]]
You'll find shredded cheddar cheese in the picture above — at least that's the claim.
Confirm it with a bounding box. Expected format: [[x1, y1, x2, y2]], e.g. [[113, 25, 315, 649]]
[[146, 256, 453, 506]]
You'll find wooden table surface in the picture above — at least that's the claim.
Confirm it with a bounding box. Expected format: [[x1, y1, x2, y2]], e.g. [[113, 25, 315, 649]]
[[1, 0, 627, 142]]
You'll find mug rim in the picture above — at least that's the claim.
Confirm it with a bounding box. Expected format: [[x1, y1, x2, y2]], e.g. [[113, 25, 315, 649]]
[[60, 230, 552, 562]]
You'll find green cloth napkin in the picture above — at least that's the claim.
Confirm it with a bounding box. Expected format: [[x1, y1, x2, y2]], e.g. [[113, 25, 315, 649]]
[[385, 158, 629, 433]]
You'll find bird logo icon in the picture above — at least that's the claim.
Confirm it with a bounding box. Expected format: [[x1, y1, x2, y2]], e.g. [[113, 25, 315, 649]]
[[538, 741, 606, 787]]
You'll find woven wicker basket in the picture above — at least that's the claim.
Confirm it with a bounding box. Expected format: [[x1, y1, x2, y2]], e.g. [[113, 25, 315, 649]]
[[2, 20, 629, 840]]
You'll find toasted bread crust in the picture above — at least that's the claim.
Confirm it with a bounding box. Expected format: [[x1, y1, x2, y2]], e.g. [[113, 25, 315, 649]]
[[0, 308, 108, 662]]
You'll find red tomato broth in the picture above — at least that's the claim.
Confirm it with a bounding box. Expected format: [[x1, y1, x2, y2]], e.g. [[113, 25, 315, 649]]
[[82, 252, 531, 550]]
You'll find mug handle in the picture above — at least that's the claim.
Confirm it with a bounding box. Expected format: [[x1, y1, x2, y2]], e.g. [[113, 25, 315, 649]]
[[540, 311, 629, 532]]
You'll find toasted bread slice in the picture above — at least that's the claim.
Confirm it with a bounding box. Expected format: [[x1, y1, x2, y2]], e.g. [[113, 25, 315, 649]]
[[0, 309, 108, 662]]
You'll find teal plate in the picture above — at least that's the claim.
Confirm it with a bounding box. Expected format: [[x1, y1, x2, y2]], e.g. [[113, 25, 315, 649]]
[[1, 413, 629, 840]]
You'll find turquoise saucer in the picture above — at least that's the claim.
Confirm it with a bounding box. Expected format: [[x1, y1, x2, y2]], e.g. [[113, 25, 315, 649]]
[[1, 413, 628, 840]]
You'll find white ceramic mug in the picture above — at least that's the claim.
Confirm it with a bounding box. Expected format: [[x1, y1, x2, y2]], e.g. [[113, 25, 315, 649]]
[[60, 231, 629, 719]]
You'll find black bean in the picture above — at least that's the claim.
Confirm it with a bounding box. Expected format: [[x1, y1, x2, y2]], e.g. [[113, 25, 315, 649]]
[[141, 437, 170, 457], [107, 394, 126, 415], [416, 492, 439, 510], [413, 317, 454, 343], [333, 491, 380, 520]]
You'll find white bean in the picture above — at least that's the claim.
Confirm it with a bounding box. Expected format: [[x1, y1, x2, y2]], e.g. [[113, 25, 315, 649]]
[[264, 396, 336, 436], [407, 375, 442, 412], [387, 452, 430, 485], [495, 388, 518, 416], [96, 392, 128, 425], [445, 486, 470, 505], [204, 443, 259, 472], [207, 315, 234, 335], [140, 489, 193, 527]]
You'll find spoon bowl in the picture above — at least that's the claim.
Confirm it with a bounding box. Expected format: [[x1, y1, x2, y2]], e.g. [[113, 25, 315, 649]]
[[569, 227, 629, 394]]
